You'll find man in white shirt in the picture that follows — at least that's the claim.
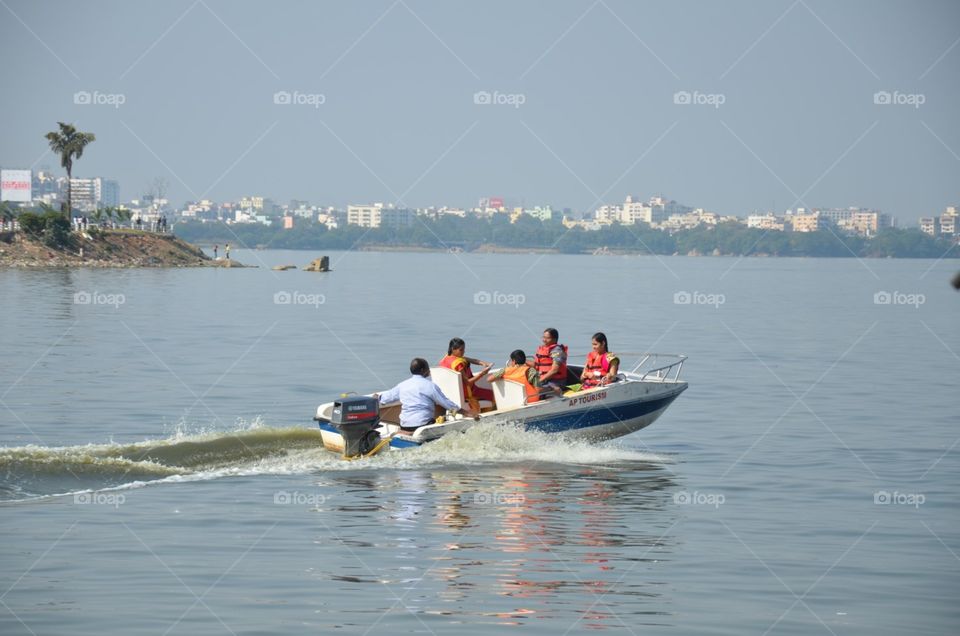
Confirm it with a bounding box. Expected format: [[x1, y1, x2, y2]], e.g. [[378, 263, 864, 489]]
[[377, 358, 479, 431]]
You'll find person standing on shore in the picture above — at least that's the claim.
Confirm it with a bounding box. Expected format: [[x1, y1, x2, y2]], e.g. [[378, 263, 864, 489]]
[[225, 243, 231, 260], [213, 245, 218, 259]]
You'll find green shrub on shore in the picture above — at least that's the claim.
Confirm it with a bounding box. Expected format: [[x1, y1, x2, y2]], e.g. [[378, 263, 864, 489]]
[[17, 211, 72, 248]]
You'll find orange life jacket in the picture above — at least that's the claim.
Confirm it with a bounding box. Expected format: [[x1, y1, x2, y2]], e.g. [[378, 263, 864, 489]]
[[534, 343, 568, 384], [503, 365, 540, 403], [440, 354, 473, 400], [582, 351, 612, 388]]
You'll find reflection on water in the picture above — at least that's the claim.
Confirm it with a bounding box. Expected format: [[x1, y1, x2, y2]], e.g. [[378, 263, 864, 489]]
[[314, 463, 677, 629]]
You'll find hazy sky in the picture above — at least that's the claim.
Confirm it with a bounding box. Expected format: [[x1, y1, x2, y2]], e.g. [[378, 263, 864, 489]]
[[2, 0, 958, 223]]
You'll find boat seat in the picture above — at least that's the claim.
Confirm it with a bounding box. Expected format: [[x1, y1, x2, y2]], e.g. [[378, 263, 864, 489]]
[[489, 377, 529, 410], [429, 366, 494, 411]]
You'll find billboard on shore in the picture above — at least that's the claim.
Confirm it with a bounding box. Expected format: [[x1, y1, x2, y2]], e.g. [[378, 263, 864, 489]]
[[1, 169, 31, 202]]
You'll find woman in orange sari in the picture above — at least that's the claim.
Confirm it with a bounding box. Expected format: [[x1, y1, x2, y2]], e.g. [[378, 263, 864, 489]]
[[439, 337, 494, 410]]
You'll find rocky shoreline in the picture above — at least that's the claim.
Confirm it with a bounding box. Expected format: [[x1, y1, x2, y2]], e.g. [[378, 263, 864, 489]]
[[0, 229, 250, 268]]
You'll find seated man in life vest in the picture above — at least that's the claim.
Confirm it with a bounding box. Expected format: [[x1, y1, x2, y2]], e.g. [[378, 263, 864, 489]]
[[488, 349, 554, 403], [580, 332, 620, 389], [439, 337, 495, 411], [529, 327, 569, 394], [376, 358, 479, 432]]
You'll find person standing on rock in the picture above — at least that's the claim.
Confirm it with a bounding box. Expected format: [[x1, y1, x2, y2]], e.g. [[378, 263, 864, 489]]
[[213, 245, 218, 259], [225, 243, 230, 260]]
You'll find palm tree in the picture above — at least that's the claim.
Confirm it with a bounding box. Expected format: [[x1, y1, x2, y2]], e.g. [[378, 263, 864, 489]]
[[44, 122, 96, 219], [100, 206, 117, 228], [117, 207, 133, 228]]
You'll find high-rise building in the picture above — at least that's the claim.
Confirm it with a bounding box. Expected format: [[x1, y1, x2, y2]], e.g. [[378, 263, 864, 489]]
[[69, 178, 97, 211], [97, 178, 119, 208], [67, 177, 119, 210]]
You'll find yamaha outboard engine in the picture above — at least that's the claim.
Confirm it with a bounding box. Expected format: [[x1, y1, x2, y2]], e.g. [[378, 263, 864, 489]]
[[330, 396, 382, 458]]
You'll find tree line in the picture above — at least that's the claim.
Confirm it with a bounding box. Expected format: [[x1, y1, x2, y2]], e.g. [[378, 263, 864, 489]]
[[172, 216, 959, 259]]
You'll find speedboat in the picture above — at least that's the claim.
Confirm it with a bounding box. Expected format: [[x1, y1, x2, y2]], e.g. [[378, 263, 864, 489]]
[[315, 353, 688, 459]]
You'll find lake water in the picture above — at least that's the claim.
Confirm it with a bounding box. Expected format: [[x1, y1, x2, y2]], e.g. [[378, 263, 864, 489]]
[[1, 249, 958, 635]]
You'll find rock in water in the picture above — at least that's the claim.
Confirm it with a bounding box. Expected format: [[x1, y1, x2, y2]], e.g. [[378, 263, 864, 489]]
[[303, 256, 330, 272], [272, 265, 296, 271]]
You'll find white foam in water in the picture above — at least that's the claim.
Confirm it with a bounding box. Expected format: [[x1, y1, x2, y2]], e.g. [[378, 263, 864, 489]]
[[0, 420, 672, 501]]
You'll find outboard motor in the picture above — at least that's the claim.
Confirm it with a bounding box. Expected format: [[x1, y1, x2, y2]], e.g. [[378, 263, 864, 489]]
[[330, 396, 382, 458]]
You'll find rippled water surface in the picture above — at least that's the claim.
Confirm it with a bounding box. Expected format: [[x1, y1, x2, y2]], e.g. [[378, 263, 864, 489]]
[[1, 250, 958, 635]]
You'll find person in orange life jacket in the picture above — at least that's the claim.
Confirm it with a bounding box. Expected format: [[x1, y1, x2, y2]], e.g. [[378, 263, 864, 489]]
[[488, 350, 545, 403], [580, 332, 620, 388], [439, 337, 494, 410], [528, 327, 568, 392]]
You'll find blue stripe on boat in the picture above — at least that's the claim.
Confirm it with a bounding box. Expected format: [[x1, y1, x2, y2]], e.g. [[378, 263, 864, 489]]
[[522, 391, 683, 434]]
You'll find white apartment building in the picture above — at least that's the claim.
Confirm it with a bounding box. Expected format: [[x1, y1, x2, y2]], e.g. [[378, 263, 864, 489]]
[[921, 206, 958, 237], [594, 204, 622, 224], [68, 177, 119, 211], [746, 214, 785, 231], [347, 203, 384, 227]]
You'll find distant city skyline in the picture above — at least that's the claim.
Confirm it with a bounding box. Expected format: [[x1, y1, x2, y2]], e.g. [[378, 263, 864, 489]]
[[10, 167, 926, 227], [2, 1, 958, 224]]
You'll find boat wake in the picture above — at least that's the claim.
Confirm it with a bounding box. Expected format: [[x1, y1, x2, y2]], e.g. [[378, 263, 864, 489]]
[[0, 421, 671, 502]]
